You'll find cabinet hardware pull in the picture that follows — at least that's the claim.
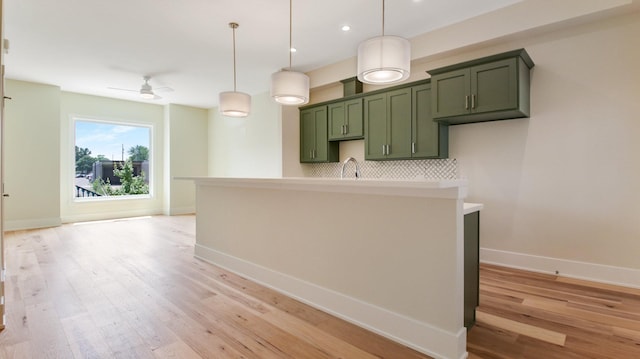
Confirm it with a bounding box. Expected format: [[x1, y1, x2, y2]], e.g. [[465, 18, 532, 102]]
[[341, 125, 344, 135], [412, 142, 416, 154], [344, 124, 348, 134], [3, 96, 11, 100], [472, 94, 476, 109], [465, 95, 469, 109], [382, 144, 385, 155], [386, 144, 390, 155]]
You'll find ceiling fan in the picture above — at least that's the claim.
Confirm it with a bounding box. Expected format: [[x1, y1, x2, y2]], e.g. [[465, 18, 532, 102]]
[[109, 76, 173, 100]]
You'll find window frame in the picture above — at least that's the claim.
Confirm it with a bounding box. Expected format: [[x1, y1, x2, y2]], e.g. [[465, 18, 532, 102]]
[[72, 117, 154, 202]]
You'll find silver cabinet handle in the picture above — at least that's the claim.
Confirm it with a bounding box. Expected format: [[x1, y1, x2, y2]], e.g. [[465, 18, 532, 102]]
[[465, 95, 469, 110], [344, 124, 348, 134], [386, 144, 390, 155], [472, 94, 476, 109], [382, 144, 386, 155], [412, 142, 416, 154]]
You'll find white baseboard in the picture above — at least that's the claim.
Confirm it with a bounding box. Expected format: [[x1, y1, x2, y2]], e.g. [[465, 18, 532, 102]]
[[5, 217, 62, 231], [167, 206, 195, 216], [61, 209, 163, 224], [195, 244, 468, 359], [480, 248, 640, 289]]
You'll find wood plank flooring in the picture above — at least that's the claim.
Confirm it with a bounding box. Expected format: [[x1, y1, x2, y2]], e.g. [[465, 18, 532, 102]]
[[467, 264, 640, 358], [0, 215, 639, 358], [0, 215, 430, 359]]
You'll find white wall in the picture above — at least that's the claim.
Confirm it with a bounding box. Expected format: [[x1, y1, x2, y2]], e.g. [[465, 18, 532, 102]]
[[451, 12, 640, 275], [164, 104, 208, 215], [4, 80, 61, 230], [289, 9, 640, 284], [209, 91, 282, 177]]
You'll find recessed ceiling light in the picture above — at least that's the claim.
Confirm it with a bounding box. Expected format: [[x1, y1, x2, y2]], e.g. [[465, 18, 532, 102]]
[[341, 25, 351, 32]]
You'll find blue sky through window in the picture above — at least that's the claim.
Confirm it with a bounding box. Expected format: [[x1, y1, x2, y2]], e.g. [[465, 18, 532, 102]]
[[75, 120, 150, 161]]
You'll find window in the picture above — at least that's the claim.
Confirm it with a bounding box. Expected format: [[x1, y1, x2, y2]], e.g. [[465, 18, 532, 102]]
[[74, 119, 151, 199]]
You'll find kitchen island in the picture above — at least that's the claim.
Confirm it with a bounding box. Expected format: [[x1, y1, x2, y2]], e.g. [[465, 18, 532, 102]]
[[184, 177, 470, 359]]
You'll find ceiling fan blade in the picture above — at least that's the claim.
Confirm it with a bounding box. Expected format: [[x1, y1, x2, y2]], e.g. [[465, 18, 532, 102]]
[[107, 86, 138, 93], [154, 86, 174, 93]]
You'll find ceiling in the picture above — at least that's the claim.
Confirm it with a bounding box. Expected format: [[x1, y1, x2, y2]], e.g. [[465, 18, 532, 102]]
[[3, 0, 523, 109]]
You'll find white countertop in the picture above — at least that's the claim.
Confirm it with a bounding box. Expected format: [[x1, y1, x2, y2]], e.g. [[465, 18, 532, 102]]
[[178, 176, 470, 199], [464, 202, 484, 214]]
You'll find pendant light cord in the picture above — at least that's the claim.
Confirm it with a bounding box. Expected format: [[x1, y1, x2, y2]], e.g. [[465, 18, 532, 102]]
[[289, 0, 293, 69], [230, 22, 238, 91], [381, 0, 385, 36]]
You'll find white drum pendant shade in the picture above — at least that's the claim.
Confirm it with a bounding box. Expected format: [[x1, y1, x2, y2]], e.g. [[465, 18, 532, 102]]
[[357, 35, 410, 84], [271, 70, 310, 105], [219, 91, 251, 118]]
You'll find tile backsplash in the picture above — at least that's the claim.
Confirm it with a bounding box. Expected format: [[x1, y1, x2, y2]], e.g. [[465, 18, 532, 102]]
[[303, 158, 458, 179]]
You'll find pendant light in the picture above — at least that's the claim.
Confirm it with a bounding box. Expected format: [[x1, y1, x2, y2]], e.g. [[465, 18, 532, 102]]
[[357, 0, 410, 84], [270, 0, 310, 106], [219, 22, 251, 117]]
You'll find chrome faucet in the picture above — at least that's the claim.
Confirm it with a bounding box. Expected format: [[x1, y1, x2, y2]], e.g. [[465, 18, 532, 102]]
[[340, 157, 361, 179]]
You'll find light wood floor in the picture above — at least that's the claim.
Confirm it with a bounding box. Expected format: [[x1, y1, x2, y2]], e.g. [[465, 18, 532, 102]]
[[0, 215, 430, 359], [468, 265, 640, 358], [0, 215, 639, 358]]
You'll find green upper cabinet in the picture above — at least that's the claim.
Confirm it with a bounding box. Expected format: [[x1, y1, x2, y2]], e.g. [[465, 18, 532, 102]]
[[429, 48, 534, 125], [301, 78, 449, 163], [412, 83, 448, 158], [328, 98, 364, 141], [300, 106, 339, 163], [364, 88, 412, 160], [365, 83, 447, 161]]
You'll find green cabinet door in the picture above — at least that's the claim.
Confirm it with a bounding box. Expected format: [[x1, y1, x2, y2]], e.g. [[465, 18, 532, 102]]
[[431, 68, 470, 119], [300, 106, 338, 163], [412, 84, 448, 159], [364, 93, 388, 160], [464, 211, 480, 329], [300, 108, 317, 162], [364, 88, 412, 160], [471, 58, 518, 114], [328, 98, 363, 141], [344, 98, 364, 139], [386, 88, 412, 159], [328, 102, 345, 140]]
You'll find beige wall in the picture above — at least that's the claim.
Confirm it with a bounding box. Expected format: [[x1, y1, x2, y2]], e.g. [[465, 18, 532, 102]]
[[4, 80, 61, 230], [4, 80, 209, 227], [164, 104, 208, 215], [452, 12, 640, 271], [60, 91, 166, 223], [289, 10, 640, 280], [208, 91, 282, 177]]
